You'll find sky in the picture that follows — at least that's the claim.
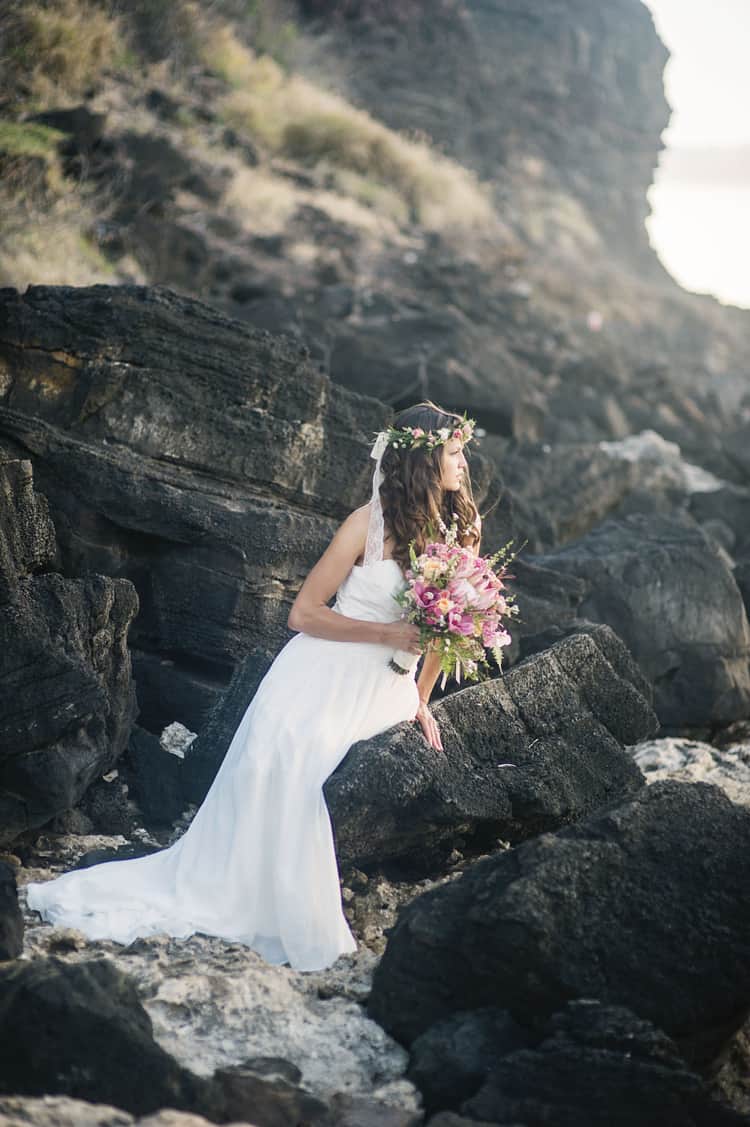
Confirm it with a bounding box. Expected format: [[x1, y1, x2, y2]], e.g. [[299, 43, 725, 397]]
[[640, 0, 750, 308]]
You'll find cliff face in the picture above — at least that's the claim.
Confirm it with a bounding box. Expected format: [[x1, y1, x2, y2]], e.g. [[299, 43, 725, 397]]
[[299, 0, 671, 273]]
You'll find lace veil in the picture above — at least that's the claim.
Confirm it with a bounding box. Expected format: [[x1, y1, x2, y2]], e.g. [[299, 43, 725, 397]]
[[363, 430, 388, 565]]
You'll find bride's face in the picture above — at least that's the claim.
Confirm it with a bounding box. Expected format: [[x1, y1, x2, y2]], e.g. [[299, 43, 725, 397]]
[[439, 436, 468, 492]]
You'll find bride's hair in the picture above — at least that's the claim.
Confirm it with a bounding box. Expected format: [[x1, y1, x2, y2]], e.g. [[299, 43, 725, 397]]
[[379, 399, 481, 572]]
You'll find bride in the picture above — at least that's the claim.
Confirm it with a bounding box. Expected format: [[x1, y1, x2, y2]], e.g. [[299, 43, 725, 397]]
[[25, 400, 482, 971]]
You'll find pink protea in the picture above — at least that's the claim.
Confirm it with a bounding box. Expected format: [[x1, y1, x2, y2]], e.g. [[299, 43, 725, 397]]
[[448, 577, 480, 607]]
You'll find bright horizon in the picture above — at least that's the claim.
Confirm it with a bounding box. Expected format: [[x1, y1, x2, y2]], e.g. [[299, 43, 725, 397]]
[[641, 0, 750, 309]]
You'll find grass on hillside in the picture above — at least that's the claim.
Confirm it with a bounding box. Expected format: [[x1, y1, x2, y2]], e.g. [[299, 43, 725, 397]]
[[0, 0, 125, 109], [204, 23, 497, 232]]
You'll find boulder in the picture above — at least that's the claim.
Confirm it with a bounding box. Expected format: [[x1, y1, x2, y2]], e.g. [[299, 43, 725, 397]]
[[0, 958, 205, 1115], [0, 459, 138, 843], [461, 1000, 746, 1127], [367, 780, 750, 1069], [325, 626, 654, 869], [536, 512, 750, 727]]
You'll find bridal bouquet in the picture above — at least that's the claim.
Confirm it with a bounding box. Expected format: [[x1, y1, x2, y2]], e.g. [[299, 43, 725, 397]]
[[390, 520, 521, 687]]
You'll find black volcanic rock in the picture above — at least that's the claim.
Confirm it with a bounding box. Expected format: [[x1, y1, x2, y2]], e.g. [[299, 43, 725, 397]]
[[407, 1007, 528, 1114], [0, 458, 138, 843], [0, 958, 205, 1114], [461, 1000, 746, 1127], [0, 459, 56, 600], [323, 626, 653, 869], [367, 781, 750, 1070], [0, 284, 385, 727], [0, 284, 507, 730], [536, 512, 750, 727], [122, 726, 186, 828]]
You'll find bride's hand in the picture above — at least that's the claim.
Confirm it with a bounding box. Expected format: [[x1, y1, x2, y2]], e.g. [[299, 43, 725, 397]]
[[414, 699, 444, 751], [384, 621, 422, 654]]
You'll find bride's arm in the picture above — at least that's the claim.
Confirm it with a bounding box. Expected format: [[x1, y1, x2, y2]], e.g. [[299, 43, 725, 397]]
[[287, 505, 417, 650]]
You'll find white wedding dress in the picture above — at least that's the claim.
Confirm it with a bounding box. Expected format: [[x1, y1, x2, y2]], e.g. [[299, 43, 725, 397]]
[[25, 513, 419, 971]]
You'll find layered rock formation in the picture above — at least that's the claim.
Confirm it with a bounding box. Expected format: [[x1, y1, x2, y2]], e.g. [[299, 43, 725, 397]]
[[0, 284, 398, 730]]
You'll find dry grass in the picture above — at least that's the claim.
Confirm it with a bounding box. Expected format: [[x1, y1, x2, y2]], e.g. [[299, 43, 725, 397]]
[[1, 0, 125, 109], [205, 24, 497, 232], [223, 166, 299, 235]]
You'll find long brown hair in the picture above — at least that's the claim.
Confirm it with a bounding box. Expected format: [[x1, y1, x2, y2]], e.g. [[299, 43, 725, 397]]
[[378, 400, 481, 572]]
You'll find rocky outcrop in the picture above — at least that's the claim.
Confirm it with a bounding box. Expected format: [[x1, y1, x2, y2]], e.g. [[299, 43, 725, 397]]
[[0, 284, 510, 733], [535, 512, 750, 727], [500, 430, 726, 555], [0, 458, 137, 842], [367, 781, 750, 1069], [0, 283, 381, 729], [300, 0, 670, 275]]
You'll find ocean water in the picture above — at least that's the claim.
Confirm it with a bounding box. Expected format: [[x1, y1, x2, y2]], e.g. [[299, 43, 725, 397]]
[[646, 180, 750, 310]]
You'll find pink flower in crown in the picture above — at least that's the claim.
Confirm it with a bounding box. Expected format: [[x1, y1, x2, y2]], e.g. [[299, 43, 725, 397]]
[[412, 427, 425, 437], [452, 428, 464, 439]]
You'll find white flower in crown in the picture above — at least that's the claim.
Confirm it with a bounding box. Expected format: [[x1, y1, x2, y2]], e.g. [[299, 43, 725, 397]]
[[373, 412, 477, 454]]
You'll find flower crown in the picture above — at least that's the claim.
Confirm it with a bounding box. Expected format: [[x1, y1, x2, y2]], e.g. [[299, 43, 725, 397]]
[[380, 412, 476, 452]]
